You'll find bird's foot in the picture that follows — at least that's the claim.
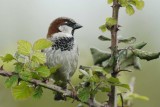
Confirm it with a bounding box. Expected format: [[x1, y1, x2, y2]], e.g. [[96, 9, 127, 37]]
[[67, 80, 77, 102]]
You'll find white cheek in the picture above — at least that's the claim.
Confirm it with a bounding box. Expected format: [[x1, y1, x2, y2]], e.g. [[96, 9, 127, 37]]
[[59, 25, 73, 34]]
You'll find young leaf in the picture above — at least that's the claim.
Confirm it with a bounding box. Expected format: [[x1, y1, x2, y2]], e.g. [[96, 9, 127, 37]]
[[33, 86, 43, 99], [0, 54, 15, 63], [99, 25, 107, 32], [91, 66, 106, 73], [99, 87, 111, 92], [50, 64, 61, 74], [19, 70, 32, 81], [14, 62, 24, 73], [116, 84, 130, 90], [118, 37, 136, 44], [90, 75, 100, 82], [78, 88, 90, 102], [104, 56, 114, 68], [129, 93, 149, 101], [126, 5, 135, 15], [36, 66, 50, 77], [98, 35, 111, 41], [31, 52, 46, 64], [132, 49, 160, 61], [106, 17, 117, 28], [135, 0, 144, 10], [79, 69, 89, 77], [107, 0, 113, 4], [119, 0, 128, 7], [108, 77, 120, 84], [90, 48, 111, 65], [133, 56, 141, 69], [33, 38, 52, 51], [12, 81, 34, 100], [17, 40, 32, 56], [133, 42, 147, 49], [5, 75, 18, 88]]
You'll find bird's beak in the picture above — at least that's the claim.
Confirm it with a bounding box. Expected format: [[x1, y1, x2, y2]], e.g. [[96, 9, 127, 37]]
[[73, 23, 83, 29]]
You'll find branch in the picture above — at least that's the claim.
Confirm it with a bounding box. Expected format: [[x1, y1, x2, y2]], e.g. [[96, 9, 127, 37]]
[[108, 0, 120, 107], [0, 69, 104, 107], [0, 70, 78, 102]]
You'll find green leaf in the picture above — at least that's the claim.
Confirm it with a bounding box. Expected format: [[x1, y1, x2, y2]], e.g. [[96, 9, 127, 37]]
[[90, 75, 100, 82], [98, 35, 111, 41], [128, 0, 136, 6], [129, 93, 149, 101], [31, 52, 46, 64], [108, 77, 120, 84], [79, 69, 89, 77], [104, 56, 114, 68], [99, 25, 107, 32], [14, 62, 24, 73], [0, 54, 15, 63], [5, 75, 18, 88], [33, 38, 52, 51], [119, 0, 128, 7], [91, 66, 106, 73], [116, 84, 130, 90], [126, 5, 135, 15], [19, 71, 32, 81], [99, 87, 111, 92], [118, 37, 136, 44], [120, 54, 141, 70], [135, 0, 144, 10], [90, 48, 111, 65], [33, 86, 43, 99], [78, 88, 90, 102], [12, 81, 34, 100], [17, 40, 32, 56], [107, 0, 113, 4], [133, 42, 147, 49], [106, 17, 117, 28], [50, 64, 61, 74], [133, 56, 141, 69], [36, 66, 50, 77], [133, 49, 160, 61]]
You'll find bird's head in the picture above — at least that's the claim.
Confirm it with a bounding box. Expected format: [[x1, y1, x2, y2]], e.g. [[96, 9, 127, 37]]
[[47, 17, 82, 38]]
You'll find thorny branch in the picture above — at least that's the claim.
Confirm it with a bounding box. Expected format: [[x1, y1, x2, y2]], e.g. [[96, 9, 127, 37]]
[[0, 69, 104, 107], [108, 0, 121, 107]]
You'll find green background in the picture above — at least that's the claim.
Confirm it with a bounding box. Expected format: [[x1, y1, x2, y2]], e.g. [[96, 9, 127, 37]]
[[0, 0, 159, 107]]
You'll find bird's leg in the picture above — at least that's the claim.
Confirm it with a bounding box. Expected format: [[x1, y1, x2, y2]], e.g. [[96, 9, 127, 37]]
[[67, 80, 77, 100]]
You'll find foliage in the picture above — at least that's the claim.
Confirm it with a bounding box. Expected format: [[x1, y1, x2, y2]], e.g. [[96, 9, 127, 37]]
[[0, 0, 159, 107], [1, 38, 53, 99]]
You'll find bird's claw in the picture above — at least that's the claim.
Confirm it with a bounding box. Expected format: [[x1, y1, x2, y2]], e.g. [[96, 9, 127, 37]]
[[71, 89, 77, 103]]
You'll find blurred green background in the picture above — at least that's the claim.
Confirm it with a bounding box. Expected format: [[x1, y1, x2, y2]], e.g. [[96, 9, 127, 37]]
[[0, 0, 160, 107]]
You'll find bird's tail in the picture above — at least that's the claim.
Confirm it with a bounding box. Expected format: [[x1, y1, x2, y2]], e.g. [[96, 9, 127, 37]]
[[54, 82, 67, 101], [54, 92, 66, 101]]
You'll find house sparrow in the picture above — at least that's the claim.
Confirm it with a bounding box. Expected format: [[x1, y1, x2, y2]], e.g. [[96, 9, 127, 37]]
[[45, 17, 82, 100]]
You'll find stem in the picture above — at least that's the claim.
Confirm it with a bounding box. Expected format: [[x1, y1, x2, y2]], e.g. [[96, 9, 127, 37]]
[[108, 0, 120, 107], [0, 70, 80, 104]]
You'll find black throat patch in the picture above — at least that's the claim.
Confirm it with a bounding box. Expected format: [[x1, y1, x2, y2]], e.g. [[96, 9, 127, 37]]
[[52, 37, 74, 51]]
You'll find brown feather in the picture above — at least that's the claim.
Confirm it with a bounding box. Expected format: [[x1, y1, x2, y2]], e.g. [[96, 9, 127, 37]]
[[47, 17, 76, 38]]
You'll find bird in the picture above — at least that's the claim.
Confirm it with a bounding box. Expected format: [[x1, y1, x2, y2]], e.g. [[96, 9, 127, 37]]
[[44, 17, 82, 100]]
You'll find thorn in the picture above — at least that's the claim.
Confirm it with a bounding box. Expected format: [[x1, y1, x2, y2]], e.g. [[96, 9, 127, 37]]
[[118, 25, 122, 27], [116, 28, 119, 31]]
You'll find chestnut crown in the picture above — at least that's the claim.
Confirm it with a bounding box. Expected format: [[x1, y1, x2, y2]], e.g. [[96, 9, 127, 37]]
[[47, 17, 82, 38]]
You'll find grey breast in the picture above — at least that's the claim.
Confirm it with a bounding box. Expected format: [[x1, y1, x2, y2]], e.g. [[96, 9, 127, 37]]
[[45, 37, 78, 81]]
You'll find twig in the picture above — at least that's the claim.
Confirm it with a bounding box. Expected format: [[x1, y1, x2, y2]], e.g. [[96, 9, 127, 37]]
[[0, 69, 87, 105], [108, 0, 120, 107], [118, 93, 124, 107], [118, 69, 132, 73]]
